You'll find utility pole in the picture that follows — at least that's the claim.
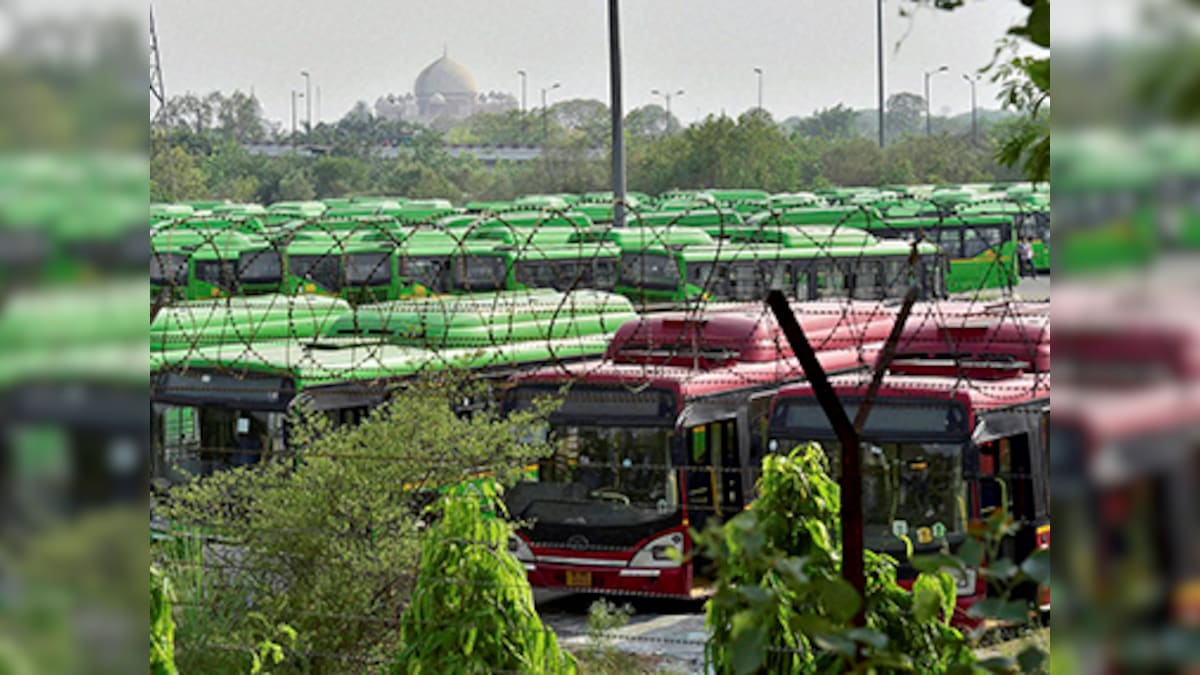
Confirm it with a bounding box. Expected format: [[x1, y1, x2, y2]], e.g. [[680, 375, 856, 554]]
[[149, 4, 166, 124], [753, 67, 763, 111], [963, 73, 980, 146], [608, 0, 627, 228], [876, 0, 885, 147], [924, 65, 948, 136], [300, 70, 312, 136], [651, 88, 684, 135]]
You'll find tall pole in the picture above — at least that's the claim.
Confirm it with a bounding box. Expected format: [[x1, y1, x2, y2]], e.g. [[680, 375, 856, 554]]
[[290, 90, 298, 146], [608, 0, 627, 228], [301, 70, 311, 136], [963, 73, 979, 146], [924, 65, 947, 136], [541, 82, 559, 143], [877, 0, 885, 147], [651, 89, 684, 135], [753, 67, 763, 111], [517, 70, 527, 112], [315, 86, 321, 127]]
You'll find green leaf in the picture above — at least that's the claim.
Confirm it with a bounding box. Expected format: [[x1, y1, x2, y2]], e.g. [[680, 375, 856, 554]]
[[813, 631, 857, 657], [910, 553, 962, 575], [813, 577, 862, 623], [1020, 549, 1051, 586], [968, 598, 1030, 624], [845, 627, 889, 650], [957, 537, 984, 569], [729, 610, 767, 675], [977, 655, 1017, 672], [1018, 645, 1048, 673], [983, 558, 1018, 581]]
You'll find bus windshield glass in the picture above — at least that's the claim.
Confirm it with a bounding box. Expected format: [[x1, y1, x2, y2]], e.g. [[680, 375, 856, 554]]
[[151, 252, 188, 286], [455, 255, 507, 291], [289, 254, 344, 292], [193, 259, 237, 291], [345, 252, 392, 285], [619, 253, 679, 291], [401, 256, 447, 292], [506, 425, 679, 528], [237, 250, 283, 284]]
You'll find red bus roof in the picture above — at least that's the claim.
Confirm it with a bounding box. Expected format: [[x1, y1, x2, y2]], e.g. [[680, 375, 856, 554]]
[[775, 371, 1049, 412], [513, 342, 882, 401]]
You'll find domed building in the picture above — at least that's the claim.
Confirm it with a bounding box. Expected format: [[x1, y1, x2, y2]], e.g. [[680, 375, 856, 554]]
[[374, 49, 517, 124]]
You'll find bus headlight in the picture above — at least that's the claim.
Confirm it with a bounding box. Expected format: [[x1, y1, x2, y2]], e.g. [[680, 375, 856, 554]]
[[507, 535, 534, 562], [950, 566, 978, 597], [630, 533, 684, 568]]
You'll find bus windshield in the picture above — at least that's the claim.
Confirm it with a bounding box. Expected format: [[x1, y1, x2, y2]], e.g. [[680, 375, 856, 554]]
[[804, 440, 967, 550], [193, 259, 237, 292], [401, 256, 448, 292], [237, 250, 283, 284], [346, 252, 392, 285], [619, 253, 679, 291], [506, 425, 679, 528], [151, 252, 188, 286], [455, 255, 507, 291], [289, 254, 344, 292]]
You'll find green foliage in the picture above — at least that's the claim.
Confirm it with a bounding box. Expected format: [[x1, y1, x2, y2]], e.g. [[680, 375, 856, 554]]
[[698, 443, 975, 674], [160, 372, 560, 670], [151, 130, 208, 202], [392, 486, 576, 674], [150, 566, 178, 675]]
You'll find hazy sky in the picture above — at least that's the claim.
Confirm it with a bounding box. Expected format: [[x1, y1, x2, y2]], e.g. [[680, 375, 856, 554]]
[[155, 0, 1031, 127]]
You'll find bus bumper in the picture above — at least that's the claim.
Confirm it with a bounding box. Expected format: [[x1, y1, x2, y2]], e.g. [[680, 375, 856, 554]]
[[525, 561, 691, 598]]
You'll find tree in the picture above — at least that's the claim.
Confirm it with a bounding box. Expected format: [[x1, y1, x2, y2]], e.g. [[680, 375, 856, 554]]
[[789, 104, 860, 140], [821, 138, 884, 186], [276, 167, 315, 200], [311, 156, 369, 197], [624, 104, 676, 138], [160, 374, 562, 670], [550, 98, 610, 146], [885, 92, 926, 140], [150, 132, 207, 201]]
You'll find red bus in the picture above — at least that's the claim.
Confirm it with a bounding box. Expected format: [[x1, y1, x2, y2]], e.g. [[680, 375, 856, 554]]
[[502, 306, 894, 597], [1053, 291, 1200, 629], [766, 319, 1050, 624]]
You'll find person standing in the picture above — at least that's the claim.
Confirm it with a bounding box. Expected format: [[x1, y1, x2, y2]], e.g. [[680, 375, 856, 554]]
[[1017, 238, 1034, 278]]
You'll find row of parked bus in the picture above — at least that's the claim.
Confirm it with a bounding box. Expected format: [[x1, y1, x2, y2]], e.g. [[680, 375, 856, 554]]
[[151, 188, 1048, 310], [150, 287, 1050, 626]]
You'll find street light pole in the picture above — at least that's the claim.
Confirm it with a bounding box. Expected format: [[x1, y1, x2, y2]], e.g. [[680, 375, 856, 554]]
[[517, 70, 527, 113], [753, 67, 763, 111], [608, 0, 627, 228], [290, 90, 298, 145], [877, 0, 885, 147], [300, 70, 312, 136], [651, 88, 684, 135], [924, 65, 948, 136], [963, 73, 980, 146], [541, 82, 560, 142]]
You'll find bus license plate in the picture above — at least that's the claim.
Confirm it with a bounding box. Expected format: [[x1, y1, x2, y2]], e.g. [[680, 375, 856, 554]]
[[565, 570, 592, 587]]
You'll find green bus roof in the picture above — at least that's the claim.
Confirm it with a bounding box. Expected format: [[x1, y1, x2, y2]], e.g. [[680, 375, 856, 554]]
[[729, 226, 875, 248], [746, 206, 882, 228]]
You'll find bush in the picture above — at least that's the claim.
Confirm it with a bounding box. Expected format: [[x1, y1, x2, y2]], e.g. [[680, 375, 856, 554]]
[[392, 486, 575, 674], [698, 443, 975, 674]]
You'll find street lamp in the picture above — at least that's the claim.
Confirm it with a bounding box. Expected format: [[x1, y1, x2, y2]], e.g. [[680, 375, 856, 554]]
[[924, 65, 948, 136], [650, 88, 684, 134], [290, 89, 304, 145], [963, 72, 981, 146], [300, 70, 312, 135], [753, 67, 763, 111], [876, 0, 885, 147], [516, 70, 527, 112], [541, 82, 560, 142]]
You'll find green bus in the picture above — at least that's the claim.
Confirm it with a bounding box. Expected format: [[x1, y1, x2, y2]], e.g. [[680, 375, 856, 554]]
[[151, 230, 279, 301], [745, 206, 884, 230], [151, 294, 352, 352], [628, 208, 745, 236], [450, 242, 621, 293], [394, 199, 462, 225], [616, 238, 946, 305], [958, 202, 1050, 272], [867, 215, 1018, 293], [265, 200, 327, 226], [150, 290, 637, 478]]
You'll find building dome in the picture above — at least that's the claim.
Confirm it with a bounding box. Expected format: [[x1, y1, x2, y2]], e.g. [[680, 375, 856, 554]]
[[414, 55, 478, 98]]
